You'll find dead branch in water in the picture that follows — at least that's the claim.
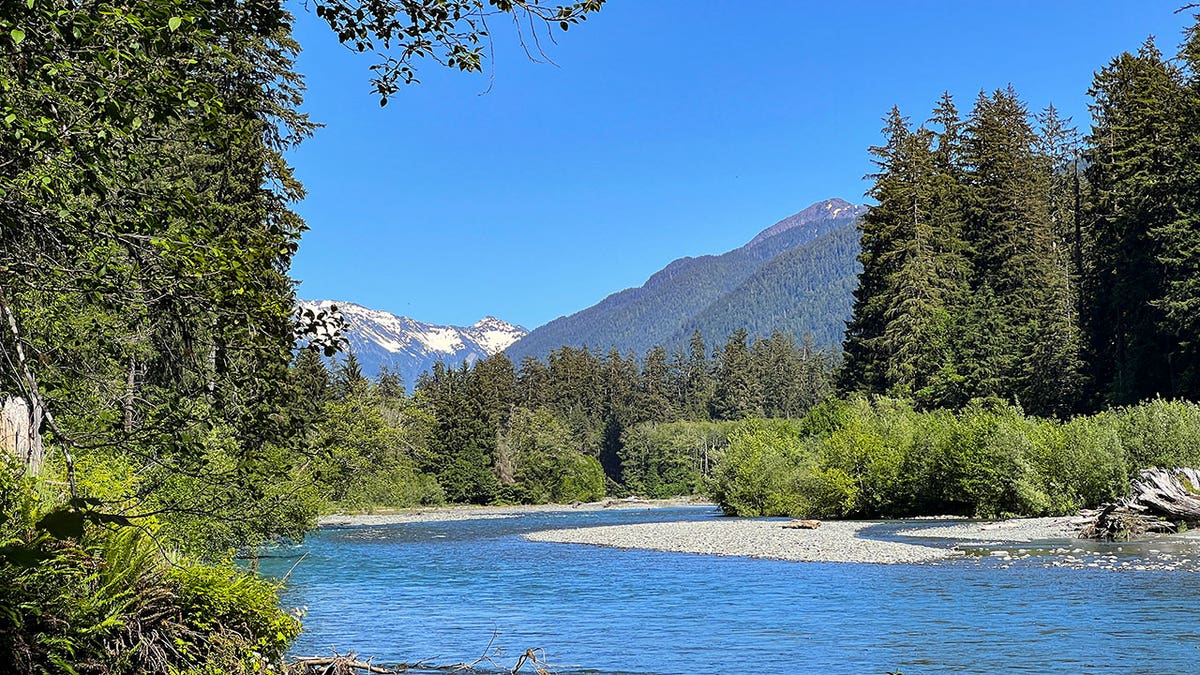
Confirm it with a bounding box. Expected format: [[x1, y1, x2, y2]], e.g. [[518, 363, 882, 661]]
[[289, 632, 560, 675]]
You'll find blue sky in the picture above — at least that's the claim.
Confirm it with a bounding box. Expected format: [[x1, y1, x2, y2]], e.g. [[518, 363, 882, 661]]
[[287, 1, 1192, 329]]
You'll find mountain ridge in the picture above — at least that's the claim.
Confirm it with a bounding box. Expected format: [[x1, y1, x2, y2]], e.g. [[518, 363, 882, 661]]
[[299, 300, 527, 387], [505, 198, 865, 361]]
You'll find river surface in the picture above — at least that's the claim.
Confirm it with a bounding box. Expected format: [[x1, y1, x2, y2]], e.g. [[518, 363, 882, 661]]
[[260, 506, 1200, 674]]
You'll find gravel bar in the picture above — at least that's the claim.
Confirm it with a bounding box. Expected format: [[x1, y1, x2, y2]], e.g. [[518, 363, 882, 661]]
[[524, 519, 958, 565], [894, 517, 1077, 542]]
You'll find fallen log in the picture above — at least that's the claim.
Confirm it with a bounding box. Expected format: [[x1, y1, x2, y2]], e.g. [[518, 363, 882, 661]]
[[1078, 467, 1200, 540], [782, 519, 822, 530]]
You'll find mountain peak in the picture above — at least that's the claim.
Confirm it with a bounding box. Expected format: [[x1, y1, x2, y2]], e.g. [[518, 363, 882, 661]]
[[746, 198, 866, 248], [505, 199, 862, 362], [298, 300, 528, 388], [472, 316, 523, 331]]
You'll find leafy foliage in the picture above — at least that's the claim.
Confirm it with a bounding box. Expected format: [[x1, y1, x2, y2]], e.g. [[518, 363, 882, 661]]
[[710, 398, 1200, 519]]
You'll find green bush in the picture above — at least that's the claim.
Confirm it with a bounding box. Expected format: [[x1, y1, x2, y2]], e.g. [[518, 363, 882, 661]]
[[710, 397, 1200, 520], [0, 463, 300, 675], [502, 408, 607, 504], [708, 420, 812, 516]]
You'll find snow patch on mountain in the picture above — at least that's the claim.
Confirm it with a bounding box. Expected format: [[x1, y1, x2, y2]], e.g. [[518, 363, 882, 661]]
[[299, 300, 527, 388], [746, 198, 867, 248]]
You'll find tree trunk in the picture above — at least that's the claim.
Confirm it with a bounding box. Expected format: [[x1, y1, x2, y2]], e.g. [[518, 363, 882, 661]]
[[1, 395, 43, 474]]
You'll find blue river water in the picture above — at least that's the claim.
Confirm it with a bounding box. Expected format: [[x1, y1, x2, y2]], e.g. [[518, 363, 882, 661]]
[[259, 506, 1200, 674]]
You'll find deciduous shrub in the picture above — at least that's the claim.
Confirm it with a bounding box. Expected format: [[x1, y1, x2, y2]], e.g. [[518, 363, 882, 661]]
[[709, 397, 1200, 519]]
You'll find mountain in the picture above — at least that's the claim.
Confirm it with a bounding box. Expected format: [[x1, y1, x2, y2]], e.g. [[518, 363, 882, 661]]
[[300, 300, 527, 388], [505, 198, 866, 362], [668, 223, 862, 349]]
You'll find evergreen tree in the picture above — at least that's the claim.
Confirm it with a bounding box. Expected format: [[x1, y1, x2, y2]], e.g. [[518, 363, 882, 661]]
[[334, 351, 369, 399], [679, 331, 714, 420], [710, 329, 761, 420], [752, 331, 803, 418], [841, 107, 913, 395], [1085, 40, 1181, 404], [841, 103, 970, 405], [515, 355, 551, 409], [1154, 25, 1200, 398], [291, 349, 334, 420], [963, 86, 1075, 413], [376, 365, 406, 399], [640, 346, 676, 422]]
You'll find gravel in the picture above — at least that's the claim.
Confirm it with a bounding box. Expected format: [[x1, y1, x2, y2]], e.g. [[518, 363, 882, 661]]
[[523, 519, 958, 565], [893, 516, 1078, 543]]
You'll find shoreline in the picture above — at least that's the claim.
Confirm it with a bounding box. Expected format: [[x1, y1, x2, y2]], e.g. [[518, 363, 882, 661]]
[[319, 503, 1200, 570], [317, 496, 716, 527]]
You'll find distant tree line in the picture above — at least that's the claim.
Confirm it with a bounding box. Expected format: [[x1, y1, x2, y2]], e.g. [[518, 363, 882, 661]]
[[841, 27, 1200, 416], [300, 330, 837, 508]]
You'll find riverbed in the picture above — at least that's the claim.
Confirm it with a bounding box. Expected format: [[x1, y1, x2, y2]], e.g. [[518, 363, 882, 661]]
[[261, 505, 1200, 674]]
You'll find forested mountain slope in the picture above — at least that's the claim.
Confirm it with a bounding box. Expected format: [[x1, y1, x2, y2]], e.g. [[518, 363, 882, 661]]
[[669, 223, 862, 351], [505, 199, 865, 361]]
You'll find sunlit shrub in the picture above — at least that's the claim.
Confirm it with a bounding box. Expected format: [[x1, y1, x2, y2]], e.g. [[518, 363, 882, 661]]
[[0, 462, 300, 674]]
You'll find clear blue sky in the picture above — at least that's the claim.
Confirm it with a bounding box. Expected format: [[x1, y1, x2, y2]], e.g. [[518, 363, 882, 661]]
[[288, 1, 1193, 330]]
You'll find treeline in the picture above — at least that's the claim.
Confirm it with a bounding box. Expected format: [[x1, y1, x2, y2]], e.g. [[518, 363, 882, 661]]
[[841, 27, 1200, 416], [305, 330, 836, 508]]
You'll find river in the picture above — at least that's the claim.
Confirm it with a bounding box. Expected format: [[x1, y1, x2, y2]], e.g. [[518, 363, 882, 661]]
[[259, 506, 1200, 674]]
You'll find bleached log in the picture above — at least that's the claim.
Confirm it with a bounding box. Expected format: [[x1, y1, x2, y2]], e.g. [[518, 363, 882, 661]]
[[1079, 467, 1200, 540]]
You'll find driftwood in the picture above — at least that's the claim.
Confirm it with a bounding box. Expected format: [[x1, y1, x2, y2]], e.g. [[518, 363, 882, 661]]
[[603, 497, 649, 508], [782, 519, 822, 530], [1078, 467, 1200, 540], [290, 634, 557, 675]]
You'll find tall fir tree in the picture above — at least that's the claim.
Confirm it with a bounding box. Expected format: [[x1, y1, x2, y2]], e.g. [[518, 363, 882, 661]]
[[841, 107, 914, 395], [1153, 24, 1200, 398], [710, 329, 760, 420], [963, 86, 1075, 413], [1084, 40, 1181, 404]]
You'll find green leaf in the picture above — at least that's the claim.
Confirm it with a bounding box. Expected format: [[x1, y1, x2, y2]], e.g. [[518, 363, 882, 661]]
[[168, 16, 182, 32], [10, 29, 25, 45], [36, 509, 85, 540]]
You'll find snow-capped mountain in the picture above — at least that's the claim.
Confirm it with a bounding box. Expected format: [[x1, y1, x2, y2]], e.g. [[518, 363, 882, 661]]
[[300, 300, 527, 389]]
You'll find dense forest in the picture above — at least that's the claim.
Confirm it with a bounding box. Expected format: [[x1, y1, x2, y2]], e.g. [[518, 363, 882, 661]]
[[842, 31, 1200, 416], [5, 2, 1200, 673], [297, 330, 836, 510]]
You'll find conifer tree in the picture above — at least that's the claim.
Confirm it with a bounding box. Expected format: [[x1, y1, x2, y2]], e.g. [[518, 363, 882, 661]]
[[679, 331, 714, 420], [963, 86, 1075, 413], [1085, 40, 1181, 404], [841, 107, 913, 395], [640, 346, 675, 422], [1154, 24, 1200, 398], [710, 329, 760, 420], [334, 351, 369, 399], [376, 365, 406, 399]]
